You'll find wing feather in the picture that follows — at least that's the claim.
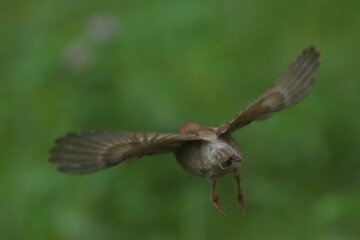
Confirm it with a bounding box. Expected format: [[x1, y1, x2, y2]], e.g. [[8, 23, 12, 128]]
[[217, 47, 320, 135], [49, 131, 200, 175]]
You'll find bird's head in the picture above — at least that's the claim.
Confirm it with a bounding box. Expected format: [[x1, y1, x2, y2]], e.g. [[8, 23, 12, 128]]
[[178, 122, 205, 134], [210, 142, 242, 169]]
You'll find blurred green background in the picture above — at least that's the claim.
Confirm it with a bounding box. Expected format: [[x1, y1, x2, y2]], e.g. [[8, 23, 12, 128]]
[[1, 0, 360, 239]]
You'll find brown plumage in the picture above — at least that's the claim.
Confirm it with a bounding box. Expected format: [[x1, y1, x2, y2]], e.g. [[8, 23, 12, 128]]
[[49, 47, 320, 215]]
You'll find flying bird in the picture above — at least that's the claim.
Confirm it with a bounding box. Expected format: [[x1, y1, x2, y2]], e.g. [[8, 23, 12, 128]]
[[49, 47, 320, 215]]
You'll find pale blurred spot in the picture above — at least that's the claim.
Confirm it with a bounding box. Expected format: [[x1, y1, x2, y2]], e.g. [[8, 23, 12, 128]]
[[86, 14, 120, 44], [61, 41, 93, 73]]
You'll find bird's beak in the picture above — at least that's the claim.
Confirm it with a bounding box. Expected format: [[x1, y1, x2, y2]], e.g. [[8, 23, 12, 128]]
[[231, 157, 242, 162]]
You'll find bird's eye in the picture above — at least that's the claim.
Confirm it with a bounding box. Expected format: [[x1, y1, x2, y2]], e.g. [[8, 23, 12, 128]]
[[220, 160, 232, 168]]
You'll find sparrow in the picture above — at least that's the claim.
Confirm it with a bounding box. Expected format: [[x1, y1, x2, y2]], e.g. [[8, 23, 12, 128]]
[[49, 47, 320, 216]]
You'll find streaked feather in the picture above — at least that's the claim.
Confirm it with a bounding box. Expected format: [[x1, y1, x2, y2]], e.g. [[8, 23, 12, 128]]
[[217, 47, 320, 135], [49, 131, 201, 175]]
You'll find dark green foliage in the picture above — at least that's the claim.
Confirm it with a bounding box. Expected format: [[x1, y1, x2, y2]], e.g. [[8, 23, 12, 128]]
[[1, 0, 359, 239]]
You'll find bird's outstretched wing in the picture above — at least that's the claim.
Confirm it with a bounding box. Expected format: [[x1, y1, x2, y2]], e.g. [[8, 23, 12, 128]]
[[216, 46, 320, 135], [49, 131, 201, 175]]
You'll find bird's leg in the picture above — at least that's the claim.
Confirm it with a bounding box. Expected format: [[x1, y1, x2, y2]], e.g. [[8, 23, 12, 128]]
[[233, 168, 246, 211], [209, 177, 225, 216]]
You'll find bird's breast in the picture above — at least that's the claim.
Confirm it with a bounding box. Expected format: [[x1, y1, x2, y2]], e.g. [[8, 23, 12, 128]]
[[174, 138, 241, 178]]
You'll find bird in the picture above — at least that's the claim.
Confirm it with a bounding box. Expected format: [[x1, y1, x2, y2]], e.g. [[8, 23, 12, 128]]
[[49, 47, 320, 216]]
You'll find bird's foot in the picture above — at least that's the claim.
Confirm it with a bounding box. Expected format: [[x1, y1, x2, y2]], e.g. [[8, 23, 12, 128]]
[[237, 192, 246, 214], [211, 194, 226, 216]]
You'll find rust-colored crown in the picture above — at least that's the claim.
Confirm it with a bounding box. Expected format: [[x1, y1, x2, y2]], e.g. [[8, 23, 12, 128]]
[[178, 122, 204, 134]]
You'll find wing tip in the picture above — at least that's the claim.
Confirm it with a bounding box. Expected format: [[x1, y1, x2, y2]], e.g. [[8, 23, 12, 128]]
[[304, 46, 320, 59]]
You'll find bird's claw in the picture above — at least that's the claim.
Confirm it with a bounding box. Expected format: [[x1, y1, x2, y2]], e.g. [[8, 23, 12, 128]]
[[237, 192, 246, 214], [211, 194, 226, 216]]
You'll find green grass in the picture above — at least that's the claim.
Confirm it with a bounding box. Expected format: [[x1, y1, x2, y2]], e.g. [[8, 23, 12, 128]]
[[1, 0, 360, 239]]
